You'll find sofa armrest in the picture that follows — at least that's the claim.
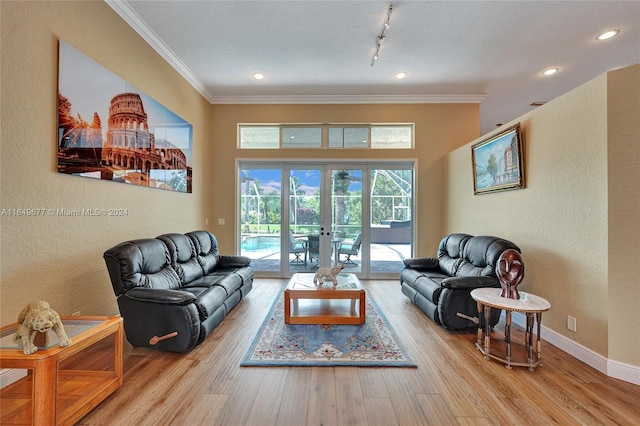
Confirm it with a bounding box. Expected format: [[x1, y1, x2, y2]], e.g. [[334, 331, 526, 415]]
[[125, 287, 196, 305], [218, 255, 252, 268], [118, 288, 200, 352], [403, 257, 439, 271], [441, 276, 500, 290]]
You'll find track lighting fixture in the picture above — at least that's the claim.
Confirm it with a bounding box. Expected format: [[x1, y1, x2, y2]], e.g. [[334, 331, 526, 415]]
[[371, 3, 393, 67]]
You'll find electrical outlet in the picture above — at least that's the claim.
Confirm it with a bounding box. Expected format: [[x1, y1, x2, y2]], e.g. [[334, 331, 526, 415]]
[[72, 311, 81, 316], [567, 315, 577, 332]]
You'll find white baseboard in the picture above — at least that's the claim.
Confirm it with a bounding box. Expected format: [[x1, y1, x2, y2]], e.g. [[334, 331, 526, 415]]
[[0, 368, 27, 389], [607, 358, 640, 385], [510, 312, 640, 386]]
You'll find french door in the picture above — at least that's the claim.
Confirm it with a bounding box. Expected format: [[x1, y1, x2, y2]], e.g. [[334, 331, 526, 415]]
[[238, 161, 413, 278], [286, 164, 365, 274]]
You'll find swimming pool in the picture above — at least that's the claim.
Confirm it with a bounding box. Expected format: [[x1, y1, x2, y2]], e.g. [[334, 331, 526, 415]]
[[241, 235, 281, 254]]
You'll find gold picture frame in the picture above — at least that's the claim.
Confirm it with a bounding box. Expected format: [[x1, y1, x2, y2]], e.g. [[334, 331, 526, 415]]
[[472, 123, 524, 194]]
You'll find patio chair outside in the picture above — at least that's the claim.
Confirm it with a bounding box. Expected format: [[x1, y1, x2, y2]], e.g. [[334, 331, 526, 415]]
[[339, 232, 362, 264], [289, 231, 307, 265], [307, 234, 320, 264]]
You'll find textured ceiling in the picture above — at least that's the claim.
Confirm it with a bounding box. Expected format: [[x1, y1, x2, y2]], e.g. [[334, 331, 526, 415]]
[[108, 0, 640, 134]]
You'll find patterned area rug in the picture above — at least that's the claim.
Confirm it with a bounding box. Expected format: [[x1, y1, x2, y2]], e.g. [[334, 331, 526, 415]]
[[240, 289, 416, 367]]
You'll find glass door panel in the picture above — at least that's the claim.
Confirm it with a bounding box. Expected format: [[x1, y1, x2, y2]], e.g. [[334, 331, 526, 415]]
[[288, 167, 319, 273], [369, 167, 413, 275], [239, 167, 282, 273], [332, 168, 364, 274]]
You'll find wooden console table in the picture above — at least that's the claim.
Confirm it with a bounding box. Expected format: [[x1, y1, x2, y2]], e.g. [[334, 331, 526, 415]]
[[471, 288, 551, 370], [0, 316, 123, 425]]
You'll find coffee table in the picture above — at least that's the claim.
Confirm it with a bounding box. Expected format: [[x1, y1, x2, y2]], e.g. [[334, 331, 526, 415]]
[[284, 273, 365, 325]]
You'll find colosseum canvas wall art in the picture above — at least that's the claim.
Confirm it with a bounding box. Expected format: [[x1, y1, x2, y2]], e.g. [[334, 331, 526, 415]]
[[57, 40, 193, 193]]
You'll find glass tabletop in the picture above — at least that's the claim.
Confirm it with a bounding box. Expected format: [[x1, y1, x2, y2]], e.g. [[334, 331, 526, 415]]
[[0, 318, 106, 349], [289, 272, 362, 290]]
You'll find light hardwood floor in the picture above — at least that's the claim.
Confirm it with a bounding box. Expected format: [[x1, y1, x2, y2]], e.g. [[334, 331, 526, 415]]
[[79, 279, 640, 425]]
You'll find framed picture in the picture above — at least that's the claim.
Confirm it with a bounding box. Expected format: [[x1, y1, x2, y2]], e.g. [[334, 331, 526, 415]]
[[471, 123, 524, 194]]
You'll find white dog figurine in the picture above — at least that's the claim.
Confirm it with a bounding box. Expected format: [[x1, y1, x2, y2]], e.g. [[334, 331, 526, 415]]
[[313, 262, 345, 287], [13, 300, 71, 355]]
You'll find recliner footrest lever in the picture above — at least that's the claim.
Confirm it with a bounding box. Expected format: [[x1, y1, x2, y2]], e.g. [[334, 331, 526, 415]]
[[456, 312, 479, 324]]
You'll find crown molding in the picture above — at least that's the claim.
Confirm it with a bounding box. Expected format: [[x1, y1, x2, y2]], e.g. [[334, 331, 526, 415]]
[[105, 0, 216, 102], [107, 1, 485, 106], [209, 94, 487, 105]]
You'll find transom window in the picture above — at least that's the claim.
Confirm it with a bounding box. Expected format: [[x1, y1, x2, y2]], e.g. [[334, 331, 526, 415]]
[[238, 124, 414, 149]]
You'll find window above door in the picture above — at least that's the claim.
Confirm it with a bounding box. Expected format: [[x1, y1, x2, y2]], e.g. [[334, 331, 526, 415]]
[[238, 123, 414, 149]]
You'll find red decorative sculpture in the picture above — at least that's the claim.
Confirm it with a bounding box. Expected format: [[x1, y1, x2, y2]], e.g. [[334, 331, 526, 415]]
[[496, 249, 524, 299]]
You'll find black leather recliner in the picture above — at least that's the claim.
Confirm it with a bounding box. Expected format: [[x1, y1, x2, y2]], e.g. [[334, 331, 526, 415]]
[[103, 230, 253, 352], [400, 233, 521, 330]]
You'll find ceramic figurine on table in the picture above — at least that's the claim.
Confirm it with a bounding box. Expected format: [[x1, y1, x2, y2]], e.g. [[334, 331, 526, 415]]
[[313, 262, 345, 287], [13, 301, 71, 354]]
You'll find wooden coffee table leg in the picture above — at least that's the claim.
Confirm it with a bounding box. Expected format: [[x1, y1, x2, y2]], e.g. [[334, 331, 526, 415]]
[[359, 291, 366, 324], [284, 290, 291, 324]]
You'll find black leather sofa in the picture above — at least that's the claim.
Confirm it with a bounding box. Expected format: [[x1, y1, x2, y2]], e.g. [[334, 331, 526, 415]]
[[103, 230, 253, 352], [400, 233, 520, 330]]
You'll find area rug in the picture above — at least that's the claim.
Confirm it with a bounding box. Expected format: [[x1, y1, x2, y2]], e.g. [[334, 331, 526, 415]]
[[240, 289, 416, 367]]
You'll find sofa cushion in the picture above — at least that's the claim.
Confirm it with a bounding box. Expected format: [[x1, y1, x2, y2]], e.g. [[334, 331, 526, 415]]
[[103, 238, 181, 295], [437, 233, 471, 276], [439, 233, 471, 258], [457, 236, 521, 278], [413, 275, 445, 305], [157, 233, 204, 284], [233, 266, 255, 285], [456, 259, 490, 277], [187, 230, 219, 274], [400, 268, 425, 285], [184, 272, 243, 297], [190, 286, 227, 320], [183, 271, 227, 287], [438, 257, 462, 277], [441, 276, 500, 290], [213, 274, 243, 296]]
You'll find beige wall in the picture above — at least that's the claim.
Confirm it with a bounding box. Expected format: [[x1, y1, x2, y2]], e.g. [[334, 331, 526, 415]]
[[0, 2, 478, 325], [445, 65, 639, 366], [607, 65, 640, 365], [210, 104, 479, 255], [0, 1, 212, 324]]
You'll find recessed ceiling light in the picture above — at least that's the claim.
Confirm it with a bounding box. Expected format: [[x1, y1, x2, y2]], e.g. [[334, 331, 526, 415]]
[[542, 68, 559, 76], [394, 72, 407, 80], [252, 72, 265, 80], [597, 30, 619, 41]]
